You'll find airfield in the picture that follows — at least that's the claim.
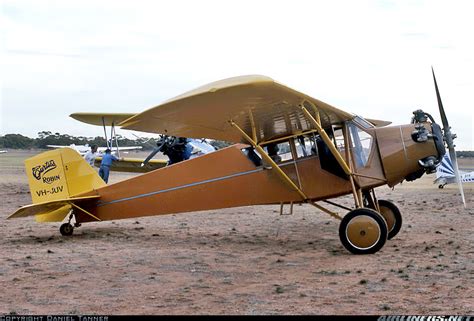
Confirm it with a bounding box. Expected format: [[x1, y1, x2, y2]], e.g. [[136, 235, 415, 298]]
[[0, 150, 473, 315]]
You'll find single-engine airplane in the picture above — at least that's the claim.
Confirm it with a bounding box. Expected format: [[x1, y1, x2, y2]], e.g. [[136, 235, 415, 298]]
[[7, 68, 466, 254]]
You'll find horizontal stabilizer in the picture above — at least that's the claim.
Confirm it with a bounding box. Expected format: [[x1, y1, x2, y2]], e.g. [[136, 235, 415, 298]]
[[8, 195, 100, 220]]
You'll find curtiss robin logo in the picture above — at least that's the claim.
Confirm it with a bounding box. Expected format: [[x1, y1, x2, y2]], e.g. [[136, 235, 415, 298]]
[[32, 160, 57, 180]]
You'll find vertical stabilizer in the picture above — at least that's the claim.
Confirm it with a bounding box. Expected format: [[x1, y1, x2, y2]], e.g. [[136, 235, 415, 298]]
[[25, 148, 106, 204]]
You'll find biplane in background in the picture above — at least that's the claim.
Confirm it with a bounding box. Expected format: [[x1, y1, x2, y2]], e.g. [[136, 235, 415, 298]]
[[65, 114, 216, 173], [8, 69, 466, 254]]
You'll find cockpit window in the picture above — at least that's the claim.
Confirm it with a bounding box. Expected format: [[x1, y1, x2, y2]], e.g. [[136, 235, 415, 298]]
[[294, 134, 318, 158], [265, 141, 292, 162], [348, 122, 373, 168]]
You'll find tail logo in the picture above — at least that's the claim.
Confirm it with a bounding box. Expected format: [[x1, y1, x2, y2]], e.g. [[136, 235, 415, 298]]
[[32, 160, 57, 180]]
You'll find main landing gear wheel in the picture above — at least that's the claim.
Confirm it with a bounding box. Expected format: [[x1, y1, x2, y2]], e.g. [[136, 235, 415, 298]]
[[59, 223, 74, 236], [339, 208, 388, 254], [377, 200, 402, 240]]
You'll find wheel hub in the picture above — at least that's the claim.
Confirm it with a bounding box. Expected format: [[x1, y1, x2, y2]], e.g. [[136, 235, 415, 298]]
[[346, 216, 381, 250]]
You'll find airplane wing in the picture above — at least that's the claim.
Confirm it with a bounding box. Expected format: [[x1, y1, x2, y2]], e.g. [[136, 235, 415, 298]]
[[46, 145, 87, 155], [118, 75, 358, 144], [7, 195, 101, 220], [70, 112, 136, 126], [94, 157, 167, 173], [47, 145, 73, 149], [97, 146, 142, 152], [188, 139, 216, 154]]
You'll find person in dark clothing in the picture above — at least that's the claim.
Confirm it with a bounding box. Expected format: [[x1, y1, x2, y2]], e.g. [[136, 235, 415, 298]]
[[160, 136, 191, 165], [99, 149, 119, 183]]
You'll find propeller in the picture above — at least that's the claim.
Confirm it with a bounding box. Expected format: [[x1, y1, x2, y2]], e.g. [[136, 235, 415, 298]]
[[432, 67, 466, 208], [141, 135, 167, 167]]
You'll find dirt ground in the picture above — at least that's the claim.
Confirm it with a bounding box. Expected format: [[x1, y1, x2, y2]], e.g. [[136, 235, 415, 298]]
[[0, 150, 473, 315]]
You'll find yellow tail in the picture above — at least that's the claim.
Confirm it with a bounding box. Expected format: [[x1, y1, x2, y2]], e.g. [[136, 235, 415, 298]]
[[8, 148, 105, 222], [26, 148, 105, 203]]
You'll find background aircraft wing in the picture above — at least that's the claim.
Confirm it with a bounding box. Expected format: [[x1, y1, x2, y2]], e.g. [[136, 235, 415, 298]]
[[70, 112, 137, 126], [118, 75, 358, 144], [97, 146, 142, 152], [94, 157, 166, 173]]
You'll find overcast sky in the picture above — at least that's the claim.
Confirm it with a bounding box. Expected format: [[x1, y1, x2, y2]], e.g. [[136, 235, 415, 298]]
[[1, 0, 473, 149]]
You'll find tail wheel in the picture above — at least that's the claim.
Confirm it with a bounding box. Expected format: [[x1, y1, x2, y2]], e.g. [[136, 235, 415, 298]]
[[60, 223, 74, 236], [339, 208, 388, 254], [378, 199, 402, 240]]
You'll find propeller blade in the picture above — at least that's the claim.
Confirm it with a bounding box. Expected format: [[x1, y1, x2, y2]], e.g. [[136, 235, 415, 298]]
[[141, 147, 161, 167], [141, 137, 166, 167], [449, 149, 466, 208], [432, 66, 449, 130], [432, 67, 466, 208]]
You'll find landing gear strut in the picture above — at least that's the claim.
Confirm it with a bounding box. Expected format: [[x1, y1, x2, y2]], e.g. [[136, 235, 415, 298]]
[[362, 190, 403, 240]]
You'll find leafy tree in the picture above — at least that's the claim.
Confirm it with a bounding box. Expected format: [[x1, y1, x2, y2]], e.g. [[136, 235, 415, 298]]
[[0, 134, 35, 149]]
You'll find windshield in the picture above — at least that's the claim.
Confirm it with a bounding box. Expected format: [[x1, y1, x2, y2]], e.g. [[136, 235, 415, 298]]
[[347, 122, 373, 168]]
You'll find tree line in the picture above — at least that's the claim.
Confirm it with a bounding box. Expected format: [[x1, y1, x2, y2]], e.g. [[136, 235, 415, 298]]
[[0, 131, 159, 150], [0, 131, 232, 151]]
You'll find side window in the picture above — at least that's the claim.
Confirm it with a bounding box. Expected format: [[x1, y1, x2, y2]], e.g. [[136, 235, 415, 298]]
[[264, 141, 292, 163], [348, 122, 373, 168], [333, 127, 346, 154], [241, 147, 262, 167], [294, 134, 318, 159]]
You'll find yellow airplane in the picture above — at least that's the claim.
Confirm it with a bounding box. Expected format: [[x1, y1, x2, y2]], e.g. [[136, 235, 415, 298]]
[[7, 69, 465, 254]]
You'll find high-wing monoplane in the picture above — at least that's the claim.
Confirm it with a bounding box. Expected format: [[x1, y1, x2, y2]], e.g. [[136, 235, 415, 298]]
[[8, 69, 466, 254]]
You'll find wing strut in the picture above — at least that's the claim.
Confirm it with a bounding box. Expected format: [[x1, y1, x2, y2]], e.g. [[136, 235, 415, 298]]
[[300, 106, 363, 208], [230, 118, 347, 220], [230, 120, 308, 201]]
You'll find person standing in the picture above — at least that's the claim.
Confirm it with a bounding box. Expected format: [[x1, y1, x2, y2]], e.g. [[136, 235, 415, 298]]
[[99, 149, 119, 183], [84, 145, 98, 166]]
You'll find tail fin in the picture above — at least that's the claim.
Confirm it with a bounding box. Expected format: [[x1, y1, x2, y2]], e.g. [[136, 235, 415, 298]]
[[11, 148, 106, 222], [26, 147, 105, 203]]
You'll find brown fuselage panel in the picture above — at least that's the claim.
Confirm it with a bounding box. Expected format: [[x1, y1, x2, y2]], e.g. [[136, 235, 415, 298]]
[[375, 124, 438, 186], [76, 145, 365, 223]]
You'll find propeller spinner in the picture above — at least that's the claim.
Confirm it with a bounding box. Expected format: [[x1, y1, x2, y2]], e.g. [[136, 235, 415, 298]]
[[431, 67, 466, 208]]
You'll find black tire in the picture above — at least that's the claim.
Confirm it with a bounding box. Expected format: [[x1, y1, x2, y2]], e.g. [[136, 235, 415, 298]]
[[59, 223, 74, 236], [378, 199, 402, 240], [339, 208, 388, 254]]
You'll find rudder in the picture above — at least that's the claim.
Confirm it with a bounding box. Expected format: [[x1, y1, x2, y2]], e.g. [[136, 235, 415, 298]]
[[26, 148, 106, 204]]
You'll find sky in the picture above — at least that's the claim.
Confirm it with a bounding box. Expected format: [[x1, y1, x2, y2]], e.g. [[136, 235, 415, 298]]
[[1, 0, 473, 150]]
